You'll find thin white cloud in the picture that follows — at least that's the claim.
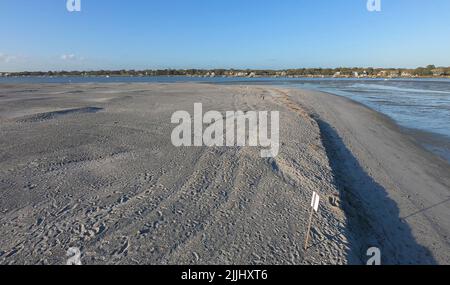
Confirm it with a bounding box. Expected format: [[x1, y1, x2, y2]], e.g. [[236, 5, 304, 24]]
[[61, 53, 77, 61], [0, 52, 17, 63]]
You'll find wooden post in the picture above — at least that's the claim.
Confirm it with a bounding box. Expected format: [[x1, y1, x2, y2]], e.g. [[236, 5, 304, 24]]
[[304, 207, 314, 250]]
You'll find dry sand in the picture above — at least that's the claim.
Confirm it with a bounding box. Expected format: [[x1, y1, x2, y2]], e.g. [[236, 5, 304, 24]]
[[0, 83, 448, 265]]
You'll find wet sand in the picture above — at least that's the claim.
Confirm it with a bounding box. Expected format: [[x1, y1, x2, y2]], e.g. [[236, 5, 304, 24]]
[[0, 83, 448, 264]]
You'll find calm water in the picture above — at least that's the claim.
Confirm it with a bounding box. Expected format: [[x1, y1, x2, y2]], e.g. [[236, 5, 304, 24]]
[[280, 79, 450, 139], [278, 78, 450, 163], [1, 76, 449, 162]]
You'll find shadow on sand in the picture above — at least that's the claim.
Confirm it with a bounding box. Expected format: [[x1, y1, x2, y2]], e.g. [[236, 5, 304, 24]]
[[316, 119, 436, 265]]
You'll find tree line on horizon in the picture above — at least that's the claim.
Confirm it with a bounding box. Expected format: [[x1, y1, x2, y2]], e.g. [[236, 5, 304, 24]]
[[2, 65, 450, 78]]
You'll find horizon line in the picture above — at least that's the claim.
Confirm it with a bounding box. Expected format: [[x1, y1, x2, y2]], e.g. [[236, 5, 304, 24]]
[[2, 65, 449, 74]]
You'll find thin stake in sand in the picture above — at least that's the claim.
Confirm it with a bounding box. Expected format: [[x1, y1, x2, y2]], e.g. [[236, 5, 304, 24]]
[[304, 191, 320, 250]]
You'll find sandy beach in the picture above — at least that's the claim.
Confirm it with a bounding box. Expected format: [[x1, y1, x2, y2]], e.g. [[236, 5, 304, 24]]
[[0, 83, 448, 265]]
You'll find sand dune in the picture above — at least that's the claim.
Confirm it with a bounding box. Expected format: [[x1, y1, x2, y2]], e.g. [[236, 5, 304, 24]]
[[0, 83, 448, 264]]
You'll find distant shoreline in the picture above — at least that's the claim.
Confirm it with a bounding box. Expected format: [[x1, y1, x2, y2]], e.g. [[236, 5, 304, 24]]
[[1, 65, 450, 79], [2, 75, 450, 79], [1, 75, 450, 84]]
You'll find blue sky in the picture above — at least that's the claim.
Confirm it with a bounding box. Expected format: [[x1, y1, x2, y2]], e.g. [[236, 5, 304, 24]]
[[1, 0, 450, 71]]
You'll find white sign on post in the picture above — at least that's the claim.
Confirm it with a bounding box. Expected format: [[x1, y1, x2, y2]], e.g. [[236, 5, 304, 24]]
[[304, 191, 320, 250], [311, 191, 320, 212]]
